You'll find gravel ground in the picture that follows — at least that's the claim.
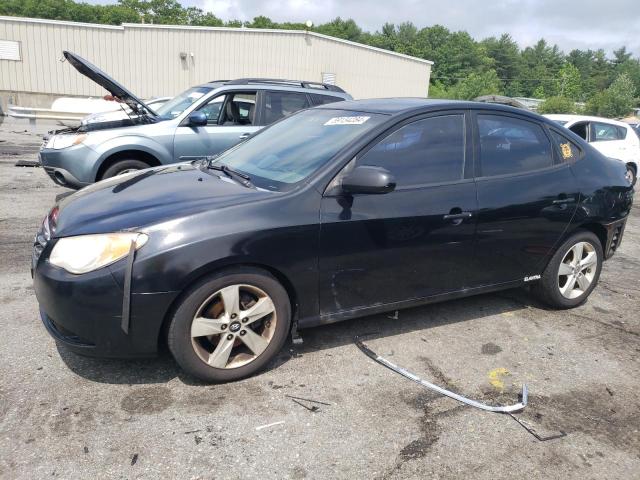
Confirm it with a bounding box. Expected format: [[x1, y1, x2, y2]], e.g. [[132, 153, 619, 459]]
[[1, 121, 639, 479]]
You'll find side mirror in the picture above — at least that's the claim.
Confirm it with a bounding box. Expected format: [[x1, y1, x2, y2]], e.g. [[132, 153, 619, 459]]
[[187, 111, 208, 127], [342, 166, 396, 195]]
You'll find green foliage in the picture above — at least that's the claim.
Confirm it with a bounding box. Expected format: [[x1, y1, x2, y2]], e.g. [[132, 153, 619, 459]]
[[451, 70, 503, 99], [554, 63, 582, 100], [537, 96, 578, 114], [585, 73, 637, 117], [2, 0, 640, 118]]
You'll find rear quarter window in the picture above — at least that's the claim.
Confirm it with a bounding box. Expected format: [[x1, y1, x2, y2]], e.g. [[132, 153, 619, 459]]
[[549, 130, 582, 163], [311, 94, 345, 106], [590, 122, 627, 141]]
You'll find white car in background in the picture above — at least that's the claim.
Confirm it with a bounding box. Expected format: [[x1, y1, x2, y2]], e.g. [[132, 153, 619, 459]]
[[545, 114, 639, 185]]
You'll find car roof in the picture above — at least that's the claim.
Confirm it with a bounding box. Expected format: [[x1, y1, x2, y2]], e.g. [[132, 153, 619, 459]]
[[544, 114, 631, 128], [313, 98, 543, 118]]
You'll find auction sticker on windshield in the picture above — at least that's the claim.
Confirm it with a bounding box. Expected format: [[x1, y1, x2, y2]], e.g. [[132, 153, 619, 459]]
[[324, 116, 370, 126]]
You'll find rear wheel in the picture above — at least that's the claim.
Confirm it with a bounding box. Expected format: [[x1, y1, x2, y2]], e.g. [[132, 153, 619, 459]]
[[101, 159, 150, 179], [167, 268, 291, 382], [532, 230, 603, 309]]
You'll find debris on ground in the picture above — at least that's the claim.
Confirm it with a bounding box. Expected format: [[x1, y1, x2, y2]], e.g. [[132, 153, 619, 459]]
[[355, 335, 527, 413], [255, 421, 285, 431], [508, 413, 567, 441]]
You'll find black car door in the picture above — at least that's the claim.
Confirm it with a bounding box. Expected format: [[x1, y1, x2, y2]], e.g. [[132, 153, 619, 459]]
[[318, 111, 478, 317], [471, 111, 578, 286]]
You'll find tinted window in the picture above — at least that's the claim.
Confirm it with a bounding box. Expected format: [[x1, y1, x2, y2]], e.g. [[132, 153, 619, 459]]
[[357, 115, 465, 186], [311, 94, 344, 106], [211, 109, 386, 189], [263, 91, 310, 124], [478, 115, 553, 176], [590, 122, 627, 141], [550, 130, 581, 163]]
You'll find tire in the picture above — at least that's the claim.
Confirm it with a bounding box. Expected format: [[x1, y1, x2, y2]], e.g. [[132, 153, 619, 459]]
[[626, 164, 637, 186], [101, 159, 150, 179], [167, 267, 291, 382], [532, 230, 603, 309]]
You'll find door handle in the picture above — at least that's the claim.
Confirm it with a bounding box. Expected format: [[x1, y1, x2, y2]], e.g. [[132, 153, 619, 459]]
[[443, 212, 473, 221], [239, 132, 251, 140]]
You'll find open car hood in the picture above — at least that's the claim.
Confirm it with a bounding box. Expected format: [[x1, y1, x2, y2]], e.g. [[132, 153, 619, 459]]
[[63, 51, 158, 118]]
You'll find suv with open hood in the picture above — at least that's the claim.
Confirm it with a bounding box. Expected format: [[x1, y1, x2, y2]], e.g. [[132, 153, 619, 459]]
[[39, 51, 352, 189]]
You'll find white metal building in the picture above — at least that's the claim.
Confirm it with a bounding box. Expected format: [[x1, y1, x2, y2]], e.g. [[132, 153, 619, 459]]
[[0, 16, 432, 109]]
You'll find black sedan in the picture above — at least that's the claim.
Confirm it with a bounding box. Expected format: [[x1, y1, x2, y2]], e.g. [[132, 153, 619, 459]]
[[32, 99, 634, 382]]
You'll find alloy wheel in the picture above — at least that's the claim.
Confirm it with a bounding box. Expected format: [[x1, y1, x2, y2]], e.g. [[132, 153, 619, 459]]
[[557, 241, 597, 299], [190, 284, 277, 369]]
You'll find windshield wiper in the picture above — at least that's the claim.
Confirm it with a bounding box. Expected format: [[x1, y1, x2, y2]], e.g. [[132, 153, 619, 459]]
[[208, 163, 255, 189]]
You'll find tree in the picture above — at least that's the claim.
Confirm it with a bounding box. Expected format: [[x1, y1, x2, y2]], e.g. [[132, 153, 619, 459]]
[[586, 73, 636, 117], [481, 34, 522, 93], [450, 70, 503, 100], [554, 63, 582, 100], [538, 96, 578, 114], [520, 39, 564, 97]]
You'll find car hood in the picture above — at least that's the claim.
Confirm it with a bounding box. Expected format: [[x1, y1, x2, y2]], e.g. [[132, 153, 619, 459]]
[[53, 163, 275, 237], [63, 51, 158, 118]]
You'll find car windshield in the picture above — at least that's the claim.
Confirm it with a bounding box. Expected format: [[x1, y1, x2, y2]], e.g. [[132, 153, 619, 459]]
[[155, 86, 212, 119], [209, 109, 386, 191]]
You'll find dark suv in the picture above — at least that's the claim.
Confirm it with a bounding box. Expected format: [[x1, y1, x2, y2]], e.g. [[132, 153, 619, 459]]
[[33, 99, 633, 382]]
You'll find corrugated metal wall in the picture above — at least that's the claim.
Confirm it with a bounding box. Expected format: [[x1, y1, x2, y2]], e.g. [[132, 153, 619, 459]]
[[0, 16, 431, 100]]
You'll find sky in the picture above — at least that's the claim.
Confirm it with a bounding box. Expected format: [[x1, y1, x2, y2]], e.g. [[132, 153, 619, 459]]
[[91, 0, 640, 56]]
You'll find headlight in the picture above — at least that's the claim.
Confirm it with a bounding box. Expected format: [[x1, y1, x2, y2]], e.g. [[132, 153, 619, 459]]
[[45, 133, 87, 150], [49, 233, 148, 274]]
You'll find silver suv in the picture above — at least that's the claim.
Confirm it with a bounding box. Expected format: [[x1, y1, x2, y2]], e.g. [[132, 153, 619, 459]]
[[40, 51, 352, 189]]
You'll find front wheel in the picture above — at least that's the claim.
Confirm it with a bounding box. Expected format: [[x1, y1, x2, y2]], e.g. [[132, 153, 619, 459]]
[[626, 164, 637, 186], [102, 159, 150, 179], [532, 230, 603, 309], [167, 268, 291, 382]]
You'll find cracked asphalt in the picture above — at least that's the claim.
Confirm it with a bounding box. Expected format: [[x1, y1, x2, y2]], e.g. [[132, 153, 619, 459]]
[[1, 120, 639, 479]]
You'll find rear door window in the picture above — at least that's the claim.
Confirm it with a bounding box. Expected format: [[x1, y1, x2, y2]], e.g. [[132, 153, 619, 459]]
[[263, 91, 310, 125], [357, 114, 466, 187], [569, 122, 588, 140], [477, 114, 553, 177]]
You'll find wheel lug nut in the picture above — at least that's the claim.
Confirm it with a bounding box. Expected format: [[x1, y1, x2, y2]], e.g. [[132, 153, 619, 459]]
[[221, 324, 227, 330], [240, 330, 246, 336], [231, 313, 237, 319], [242, 317, 248, 323], [227, 334, 233, 340]]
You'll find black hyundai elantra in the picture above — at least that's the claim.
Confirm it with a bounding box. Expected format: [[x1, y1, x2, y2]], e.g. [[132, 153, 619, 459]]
[[33, 99, 633, 382]]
